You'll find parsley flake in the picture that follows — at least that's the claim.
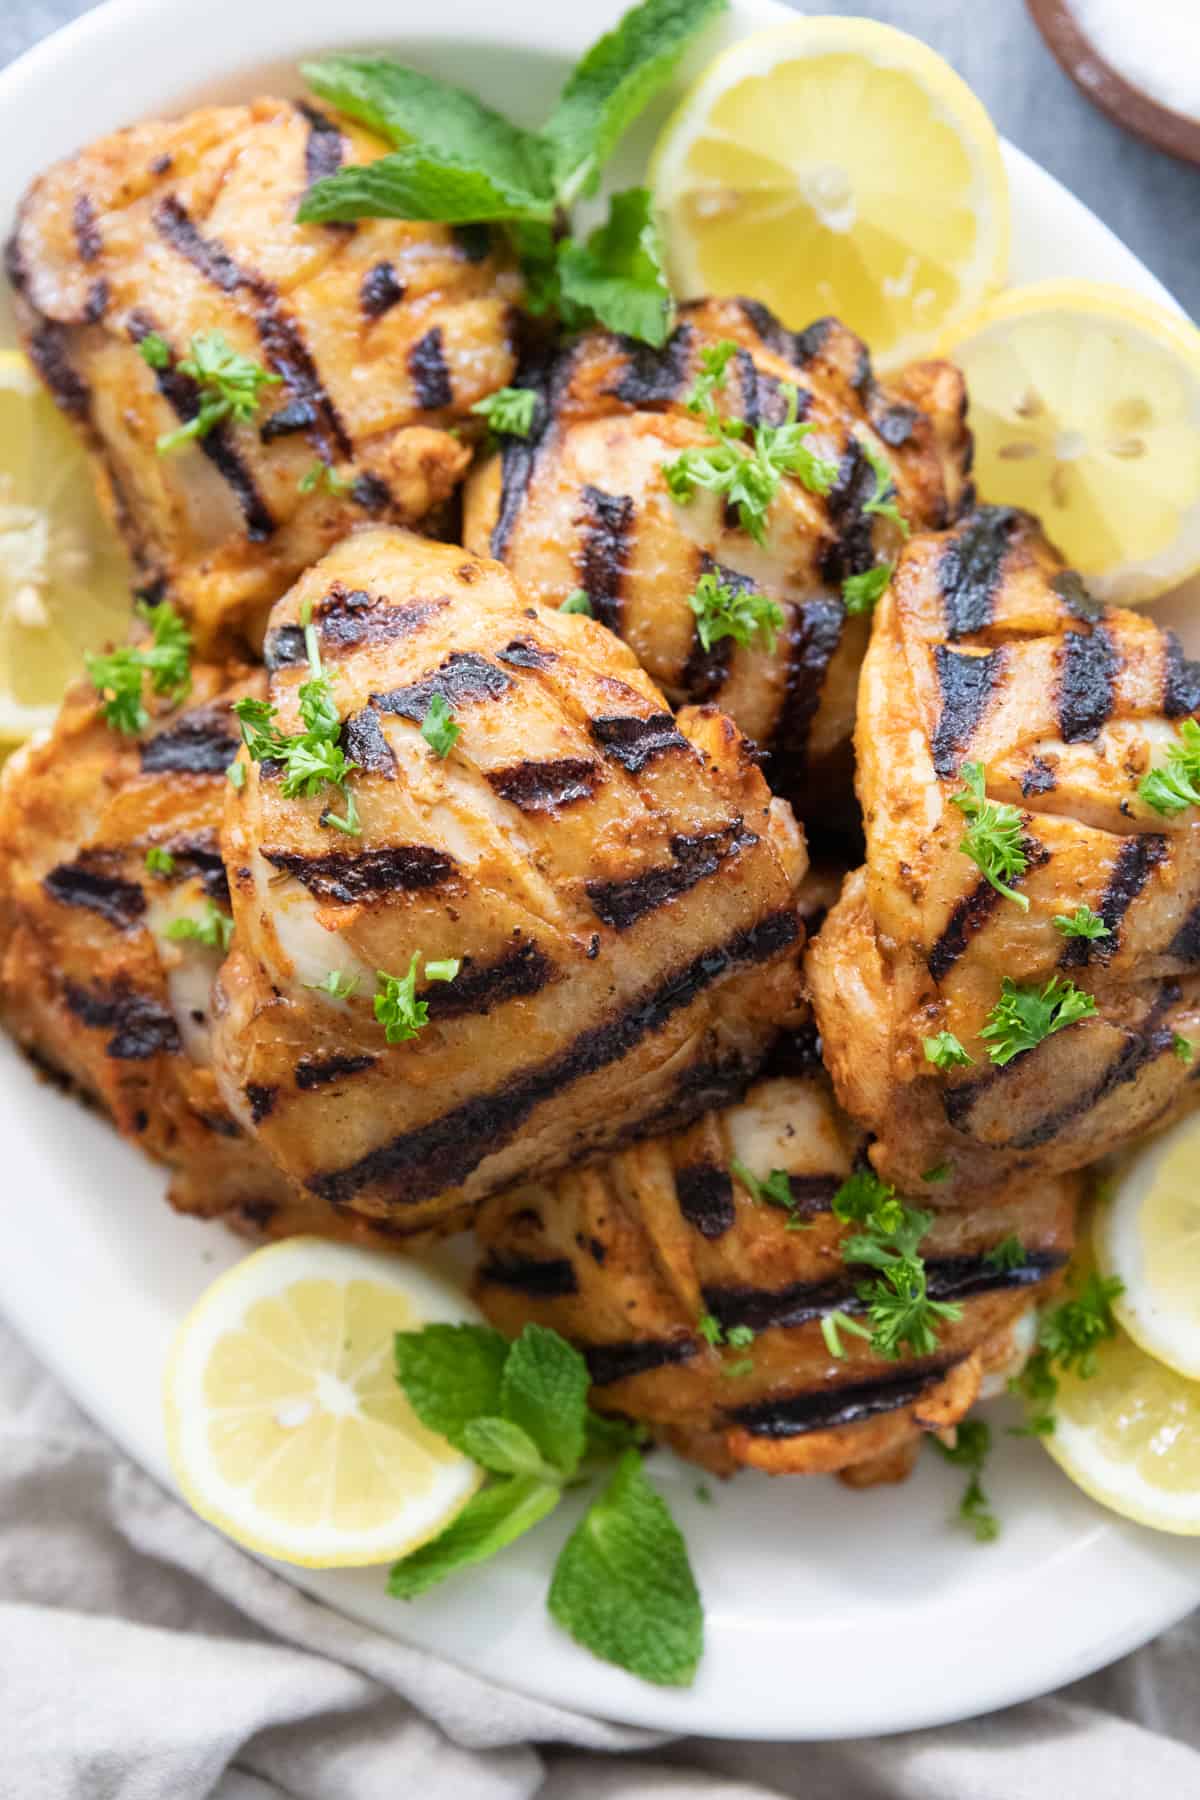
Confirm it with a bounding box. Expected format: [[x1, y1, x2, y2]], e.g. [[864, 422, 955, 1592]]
[[420, 692, 461, 758], [471, 385, 538, 438], [298, 460, 353, 496], [86, 599, 193, 736], [821, 1309, 873, 1360], [232, 609, 359, 834], [983, 1236, 1027, 1273], [138, 331, 171, 370], [687, 570, 784, 655], [730, 1157, 803, 1224], [1010, 1269, 1124, 1434], [841, 561, 893, 616], [832, 1169, 963, 1361], [930, 1419, 999, 1543], [950, 761, 1030, 910], [559, 589, 593, 616], [922, 1162, 953, 1184], [1138, 718, 1200, 818], [924, 1031, 973, 1070], [858, 436, 910, 537], [720, 1357, 755, 1379], [1053, 904, 1110, 942], [226, 760, 246, 790], [980, 975, 1097, 1067], [165, 901, 233, 953], [696, 1312, 723, 1347], [145, 846, 175, 877], [156, 330, 280, 454], [1174, 1032, 1195, 1064], [305, 970, 360, 1000], [374, 952, 459, 1044]]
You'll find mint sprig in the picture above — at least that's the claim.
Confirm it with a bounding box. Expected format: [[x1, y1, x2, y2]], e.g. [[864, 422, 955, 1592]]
[[297, 0, 728, 344], [390, 1320, 702, 1686]]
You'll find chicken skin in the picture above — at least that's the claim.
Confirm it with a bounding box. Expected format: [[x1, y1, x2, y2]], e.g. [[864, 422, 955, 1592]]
[[475, 1045, 1077, 1480], [213, 527, 809, 1236], [463, 297, 972, 816], [808, 507, 1200, 1203], [7, 97, 521, 655]]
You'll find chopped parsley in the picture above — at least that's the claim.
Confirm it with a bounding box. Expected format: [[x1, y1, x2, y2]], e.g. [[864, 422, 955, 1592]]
[[156, 330, 280, 454], [374, 952, 460, 1044], [1173, 1032, 1195, 1064], [696, 1311, 723, 1347], [1138, 718, 1200, 818], [137, 331, 171, 370], [470, 386, 537, 437], [305, 970, 360, 1000], [980, 975, 1097, 1067], [144, 846, 175, 877], [420, 692, 461, 758], [830, 1169, 963, 1361], [1011, 1269, 1124, 1435], [841, 561, 893, 616], [821, 1309, 873, 1359], [687, 570, 784, 655], [858, 436, 910, 537], [232, 603, 360, 835], [983, 1235, 1027, 1273], [86, 599, 193, 736], [298, 460, 353, 496], [663, 341, 838, 546], [1052, 904, 1110, 942], [924, 1030, 973, 1070], [950, 761, 1030, 910], [165, 901, 233, 953], [730, 1157, 808, 1228], [226, 760, 246, 790], [922, 1162, 953, 1184], [719, 1357, 755, 1379], [929, 1419, 999, 1543], [560, 589, 593, 616]]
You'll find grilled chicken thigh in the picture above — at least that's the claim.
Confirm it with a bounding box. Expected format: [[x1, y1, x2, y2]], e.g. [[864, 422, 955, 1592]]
[[7, 97, 521, 654], [213, 527, 808, 1235], [463, 297, 971, 814], [809, 507, 1200, 1201], [475, 1047, 1077, 1479]]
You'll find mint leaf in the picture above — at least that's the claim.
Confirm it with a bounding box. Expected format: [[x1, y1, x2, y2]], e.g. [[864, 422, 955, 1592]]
[[543, 0, 730, 203], [584, 1410, 646, 1462], [548, 1451, 703, 1686], [460, 1416, 551, 1479], [302, 55, 550, 198], [393, 1323, 508, 1453], [500, 1323, 590, 1476], [557, 188, 673, 347], [298, 146, 553, 225], [388, 1475, 560, 1599]]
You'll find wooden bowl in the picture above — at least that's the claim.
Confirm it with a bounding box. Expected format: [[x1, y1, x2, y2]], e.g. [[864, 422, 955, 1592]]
[[1027, 0, 1200, 166]]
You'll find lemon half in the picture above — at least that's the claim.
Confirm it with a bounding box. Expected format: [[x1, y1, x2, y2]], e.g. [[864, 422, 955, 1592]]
[[938, 282, 1200, 604], [0, 349, 133, 741], [650, 16, 1009, 367], [165, 1238, 484, 1567], [1094, 1114, 1200, 1381]]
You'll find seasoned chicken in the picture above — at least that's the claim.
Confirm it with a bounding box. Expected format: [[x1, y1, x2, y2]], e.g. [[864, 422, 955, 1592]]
[[7, 97, 522, 654], [212, 527, 809, 1236], [475, 1045, 1077, 1480], [808, 507, 1200, 1202], [463, 297, 971, 815]]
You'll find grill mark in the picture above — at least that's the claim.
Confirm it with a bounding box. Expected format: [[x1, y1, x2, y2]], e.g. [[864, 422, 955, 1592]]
[[1021, 756, 1057, 797], [341, 708, 396, 778], [476, 1254, 578, 1298], [245, 1082, 277, 1123], [820, 442, 878, 585], [611, 323, 694, 407], [487, 757, 599, 814], [261, 845, 455, 902], [578, 485, 634, 632], [871, 399, 917, 448], [44, 861, 145, 928], [1169, 905, 1200, 964], [929, 841, 1044, 981], [732, 345, 761, 428], [139, 707, 237, 775], [585, 1337, 698, 1387], [295, 1053, 377, 1091], [622, 1054, 762, 1145], [586, 822, 757, 932], [296, 102, 345, 186], [491, 343, 578, 559], [308, 909, 799, 1206], [255, 307, 352, 461], [1058, 626, 1118, 742], [780, 1174, 842, 1219], [28, 321, 90, 418], [589, 712, 689, 774], [674, 1162, 735, 1238], [1052, 567, 1105, 622], [360, 260, 406, 318], [72, 193, 102, 263], [791, 317, 836, 366], [169, 836, 229, 905], [374, 651, 511, 724], [707, 1249, 1065, 1337], [351, 472, 391, 513], [728, 1360, 959, 1439], [263, 624, 306, 670], [153, 195, 253, 294], [737, 297, 792, 358], [938, 506, 1020, 639], [452, 223, 492, 263], [680, 555, 753, 702], [498, 638, 554, 670], [409, 326, 453, 410], [423, 940, 555, 1020], [84, 278, 109, 323], [763, 1021, 824, 1078], [770, 596, 845, 776], [1163, 632, 1200, 718], [1061, 835, 1168, 968], [318, 588, 448, 653], [260, 398, 318, 441], [931, 645, 1006, 777], [64, 980, 180, 1060]]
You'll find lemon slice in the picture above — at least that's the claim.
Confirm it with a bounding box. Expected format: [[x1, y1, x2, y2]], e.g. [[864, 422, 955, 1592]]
[[164, 1238, 484, 1567], [1041, 1326, 1200, 1536], [1094, 1114, 1200, 1380], [0, 348, 133, 742], [649, 17, 1009, 367], [937, 282, 1200, 605]]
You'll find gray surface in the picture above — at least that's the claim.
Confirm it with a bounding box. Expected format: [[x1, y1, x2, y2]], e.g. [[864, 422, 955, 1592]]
[[1, 0, 1197, 318]]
